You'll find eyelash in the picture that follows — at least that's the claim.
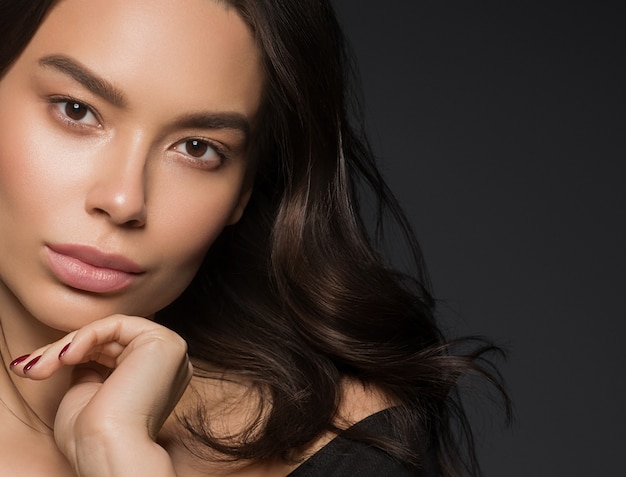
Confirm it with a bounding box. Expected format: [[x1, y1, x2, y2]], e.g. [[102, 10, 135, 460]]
[[48, 95, 102, 130], [170, 137, 228, 169], [47, 96, 230, 168]]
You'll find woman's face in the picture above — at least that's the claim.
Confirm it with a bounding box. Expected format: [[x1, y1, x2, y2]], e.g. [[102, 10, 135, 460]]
[[0, 0, 263, 331]]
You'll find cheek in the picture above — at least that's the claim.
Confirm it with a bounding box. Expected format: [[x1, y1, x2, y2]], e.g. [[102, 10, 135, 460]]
[[0, 101, 78, 229], [0, 105, 43, 225], [146, 169, 247, 283]]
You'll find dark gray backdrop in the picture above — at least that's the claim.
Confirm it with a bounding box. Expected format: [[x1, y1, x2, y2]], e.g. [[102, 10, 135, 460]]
[[333, 1, 625, 476]]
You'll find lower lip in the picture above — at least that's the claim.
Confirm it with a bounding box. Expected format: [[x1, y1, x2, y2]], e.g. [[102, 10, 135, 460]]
[[45, 247, 137, 293]]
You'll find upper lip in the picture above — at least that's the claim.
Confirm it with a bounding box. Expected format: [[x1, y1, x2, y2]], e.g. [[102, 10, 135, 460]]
[[47, 243, 145, 274]]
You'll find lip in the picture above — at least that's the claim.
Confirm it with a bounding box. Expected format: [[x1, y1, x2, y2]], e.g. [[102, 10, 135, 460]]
[[45, 243, 144, 293]]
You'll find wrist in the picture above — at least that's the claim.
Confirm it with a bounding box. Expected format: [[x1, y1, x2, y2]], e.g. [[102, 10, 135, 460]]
[[71, 429, 177, 477]]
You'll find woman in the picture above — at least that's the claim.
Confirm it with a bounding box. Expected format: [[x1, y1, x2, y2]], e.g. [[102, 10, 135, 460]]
[[0, 0, 508, 475]]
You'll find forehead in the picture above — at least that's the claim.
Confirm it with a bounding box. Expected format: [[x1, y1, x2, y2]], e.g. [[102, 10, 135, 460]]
[[22, 0, 263, 117]]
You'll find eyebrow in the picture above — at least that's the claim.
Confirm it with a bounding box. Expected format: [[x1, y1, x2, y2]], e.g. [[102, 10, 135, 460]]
[[38, 54, 252, 141], [170, 113, 251, 143], [39, 54, 127, 108]]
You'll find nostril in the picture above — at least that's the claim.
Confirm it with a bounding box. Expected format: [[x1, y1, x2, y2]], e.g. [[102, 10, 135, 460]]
[[85, 188, 147, 226], [84, 167, 148, 227], [87, 204, 146, 228], [123, 218, 145, 228], [93, 207, 109, 216]]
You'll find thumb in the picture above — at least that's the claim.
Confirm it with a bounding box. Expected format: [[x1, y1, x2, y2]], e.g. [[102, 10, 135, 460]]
[[54, 363, 110, 444]]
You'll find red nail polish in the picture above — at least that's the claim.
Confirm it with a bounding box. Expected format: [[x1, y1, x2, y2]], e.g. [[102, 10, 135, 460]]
[[10, 354, 30, 367], [59, 343, 71, 359], [24, 355, 42, 372]]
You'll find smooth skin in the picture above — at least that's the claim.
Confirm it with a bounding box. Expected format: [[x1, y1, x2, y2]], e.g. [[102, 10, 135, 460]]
[[0, 1, 390, 475], [0, 0, 261, 475]]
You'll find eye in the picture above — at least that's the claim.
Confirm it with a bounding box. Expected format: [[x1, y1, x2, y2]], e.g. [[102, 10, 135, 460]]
[[51, 99, 101, 128], [183, 139, 211, 158], [171, 138, 224, 169]]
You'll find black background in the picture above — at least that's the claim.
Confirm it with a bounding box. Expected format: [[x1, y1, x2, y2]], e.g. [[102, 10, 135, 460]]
[[333, 1, 625, 475]]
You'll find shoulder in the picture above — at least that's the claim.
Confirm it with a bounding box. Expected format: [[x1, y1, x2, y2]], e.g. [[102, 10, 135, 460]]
[[287, 410, 418, 477], [158, 376, 419, 476], [285, 379, 422, 476]]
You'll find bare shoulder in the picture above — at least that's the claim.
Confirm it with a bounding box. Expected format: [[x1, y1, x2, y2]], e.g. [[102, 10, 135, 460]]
[[158, 371, 288, 476], [291, 378, 395, 465], [336, 377, 395, 425]]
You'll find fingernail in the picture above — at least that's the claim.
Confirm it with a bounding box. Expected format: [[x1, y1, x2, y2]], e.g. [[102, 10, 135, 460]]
[[24, 355, 42, 372], [58, 343, 71, 359], [10, 354, 30, 367]]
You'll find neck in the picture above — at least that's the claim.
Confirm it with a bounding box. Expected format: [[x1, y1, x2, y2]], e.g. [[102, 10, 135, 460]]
[[0, 280, 72, 430]]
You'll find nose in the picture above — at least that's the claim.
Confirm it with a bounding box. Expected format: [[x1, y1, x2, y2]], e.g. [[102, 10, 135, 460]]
[[84, 141, 148, 228]]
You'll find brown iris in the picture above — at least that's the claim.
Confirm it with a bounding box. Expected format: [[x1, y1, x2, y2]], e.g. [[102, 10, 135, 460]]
[[186, 139, 209, 157], [65, 102, 89, 121]]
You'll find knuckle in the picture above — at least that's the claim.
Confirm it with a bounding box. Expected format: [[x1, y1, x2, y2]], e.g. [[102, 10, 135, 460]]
[[142, 328, 188, 356]]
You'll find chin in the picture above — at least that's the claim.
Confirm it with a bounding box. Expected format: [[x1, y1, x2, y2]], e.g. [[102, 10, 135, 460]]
[[24, 289, 153, 333]]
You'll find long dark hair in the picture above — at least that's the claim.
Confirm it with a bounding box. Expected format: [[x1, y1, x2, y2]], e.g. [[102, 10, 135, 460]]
[[1, 1, 510, 475]]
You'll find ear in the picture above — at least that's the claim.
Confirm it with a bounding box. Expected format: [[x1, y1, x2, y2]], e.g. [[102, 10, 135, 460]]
[[226, 182, 254, 225]]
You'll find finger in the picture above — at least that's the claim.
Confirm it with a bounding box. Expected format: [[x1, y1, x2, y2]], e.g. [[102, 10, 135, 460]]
[[11, 314, 159, 379], [53, 363, 110, 441], [10, 336, 124, 380], [81, 339, 192, 438], [60, 314, 184, 365], [13, 314, 192, 440], [71, 362, 112, 385], [10, 329, 79, 380]]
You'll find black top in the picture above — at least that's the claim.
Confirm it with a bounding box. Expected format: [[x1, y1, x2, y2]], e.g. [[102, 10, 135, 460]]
[[287, 409, 420, 477]]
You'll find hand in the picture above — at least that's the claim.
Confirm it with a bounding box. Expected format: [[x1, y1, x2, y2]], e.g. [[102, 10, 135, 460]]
[[11, 315, 193, 477]]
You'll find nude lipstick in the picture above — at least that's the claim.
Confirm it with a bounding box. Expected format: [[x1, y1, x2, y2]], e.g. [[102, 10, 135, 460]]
[[45, 244, 144, 293]]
